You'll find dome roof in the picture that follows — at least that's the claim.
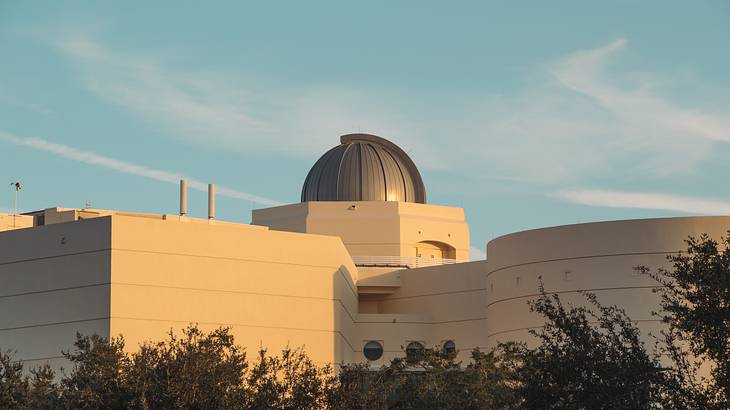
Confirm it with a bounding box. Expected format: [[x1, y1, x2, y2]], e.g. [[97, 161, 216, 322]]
[[301, 134, 426, 203]]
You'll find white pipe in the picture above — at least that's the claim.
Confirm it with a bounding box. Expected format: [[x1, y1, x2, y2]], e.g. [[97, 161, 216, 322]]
[[208, 183, 216, 220], [180, 179, 187, 216]]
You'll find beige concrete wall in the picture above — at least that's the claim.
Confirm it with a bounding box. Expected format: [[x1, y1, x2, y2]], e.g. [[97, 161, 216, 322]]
[[0, 212, 361, 371], [5, 203, 726, 373], [0, 217, 112, 371], [484, 216, 730, 349], [354, 261, 488, 364], [108, 214, 360, 365], [396, 202, 470, 261], [0, 213, 34, 232], [252, 201, 470, 262]]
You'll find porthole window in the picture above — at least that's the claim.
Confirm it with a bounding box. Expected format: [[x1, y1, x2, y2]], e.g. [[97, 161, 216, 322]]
[[406, 341, 425, 360], [363, 341, 383, 361], [442, 340, 456, 355]]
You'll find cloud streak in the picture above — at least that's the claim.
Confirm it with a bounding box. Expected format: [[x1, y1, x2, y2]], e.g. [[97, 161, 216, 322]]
[[552, 38, 730, 144], [53, 35, 429, 163], [455, 38, 729, 185], [0, 131, 283, 207], [554, 189, 730, 215]]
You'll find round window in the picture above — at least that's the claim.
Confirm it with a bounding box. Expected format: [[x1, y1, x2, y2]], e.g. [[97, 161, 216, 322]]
[[363, 341, 383, 361], [442, 340, 456, 355], [405, 341, 425, 360]]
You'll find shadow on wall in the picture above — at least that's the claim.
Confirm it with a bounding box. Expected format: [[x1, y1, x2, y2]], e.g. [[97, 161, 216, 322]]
[[416, 241, 456, 260], [332, 264, 359, 367]]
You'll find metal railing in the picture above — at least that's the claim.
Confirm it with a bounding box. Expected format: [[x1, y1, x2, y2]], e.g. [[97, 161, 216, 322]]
[[351, 255, 466, 269]]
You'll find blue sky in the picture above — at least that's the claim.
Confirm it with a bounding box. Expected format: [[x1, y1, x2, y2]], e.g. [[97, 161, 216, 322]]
[[1, 1, 729, 258]]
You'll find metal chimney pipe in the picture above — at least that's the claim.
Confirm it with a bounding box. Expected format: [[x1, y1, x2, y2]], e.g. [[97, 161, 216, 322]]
[[179, 179, 187, 216], [208, 183, 216, 220]]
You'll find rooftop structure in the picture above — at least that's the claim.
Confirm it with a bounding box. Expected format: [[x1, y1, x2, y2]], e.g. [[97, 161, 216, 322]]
[[301, 134, 426, 203]]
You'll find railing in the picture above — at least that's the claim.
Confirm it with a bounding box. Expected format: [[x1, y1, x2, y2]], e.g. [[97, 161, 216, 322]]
[[351, 255, 466, 269]]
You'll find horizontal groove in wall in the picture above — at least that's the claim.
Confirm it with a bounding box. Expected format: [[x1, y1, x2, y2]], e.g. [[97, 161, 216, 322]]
[[114, 247, 346, 274], [0, 248, 110, 267], [486, 251, 674, 278], [486, 285, 661, 308], [0, 317, 109, 332], [377, 287, 487, 301], [110, 316, 359, 353], [356, 317, 487, 325], [0, 282, 359, 323], [0, 247, 358, 297], [486, 318, 663, 339], [0, 283, 110, 299], [111, 282, 359, 324], [114, 248, 359, 298]]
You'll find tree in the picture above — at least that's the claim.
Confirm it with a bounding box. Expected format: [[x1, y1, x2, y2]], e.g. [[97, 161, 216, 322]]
[[503, 288, 665, 409], [245, 346, 333, 410], [57, 333, 133, 409], [640, 233, 730, 409], [24, 365, 60, 409], [329, 346, 516, 409], [126, 325, 249, 409], [0, 350, 29, 410]]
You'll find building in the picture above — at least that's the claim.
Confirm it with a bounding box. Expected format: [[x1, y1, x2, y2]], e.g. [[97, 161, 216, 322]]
[[1, 133, 728, 371]]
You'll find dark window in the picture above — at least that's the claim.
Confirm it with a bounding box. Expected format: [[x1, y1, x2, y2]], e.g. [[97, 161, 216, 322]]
[[363, 341, 383, 361], [442, 340, 456, 355], [405, 341, 425, 360]]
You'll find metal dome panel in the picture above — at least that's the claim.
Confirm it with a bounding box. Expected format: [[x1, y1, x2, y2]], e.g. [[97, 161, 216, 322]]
[[301, 134, 426, 203]]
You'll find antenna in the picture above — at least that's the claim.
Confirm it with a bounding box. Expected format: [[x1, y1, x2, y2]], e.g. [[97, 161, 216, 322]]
[[10, 182, 21, 228]]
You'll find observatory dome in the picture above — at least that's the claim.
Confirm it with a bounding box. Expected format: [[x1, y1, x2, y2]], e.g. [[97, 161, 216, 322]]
[[301, 134, 426, 203]]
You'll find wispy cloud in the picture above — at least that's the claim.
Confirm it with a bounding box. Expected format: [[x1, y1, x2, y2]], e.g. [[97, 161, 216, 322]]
[[553, 189, 730, 215], [56, 36, 273, 149], [51, 34, 730, 188], [454, 38, 728, 184], [552, 38, 730, 144], [0, 130, 283, 207], [53, 35, 427, 163]]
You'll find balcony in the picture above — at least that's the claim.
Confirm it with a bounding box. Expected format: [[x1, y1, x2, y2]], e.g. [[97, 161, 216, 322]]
[[351, 255, 466, 269]]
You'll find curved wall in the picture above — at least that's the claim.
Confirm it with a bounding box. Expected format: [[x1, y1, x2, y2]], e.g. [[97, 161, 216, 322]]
[[485, 216, 730, 349]]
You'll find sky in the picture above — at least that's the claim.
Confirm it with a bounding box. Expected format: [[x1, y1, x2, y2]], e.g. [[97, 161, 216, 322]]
[[1, 1, 729, 259]]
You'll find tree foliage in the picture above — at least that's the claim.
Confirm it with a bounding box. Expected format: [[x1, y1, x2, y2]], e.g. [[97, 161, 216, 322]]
[[639, 233, 730, 409], [502, 289, 665, 409], [330, 347, 516, 409], [0, 329, 514, 409], [0, 350, 28, 410], [0, 327, 336, 409]]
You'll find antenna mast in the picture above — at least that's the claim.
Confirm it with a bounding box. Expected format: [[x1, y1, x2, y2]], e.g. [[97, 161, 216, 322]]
[[10, 182, 21, 228]]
